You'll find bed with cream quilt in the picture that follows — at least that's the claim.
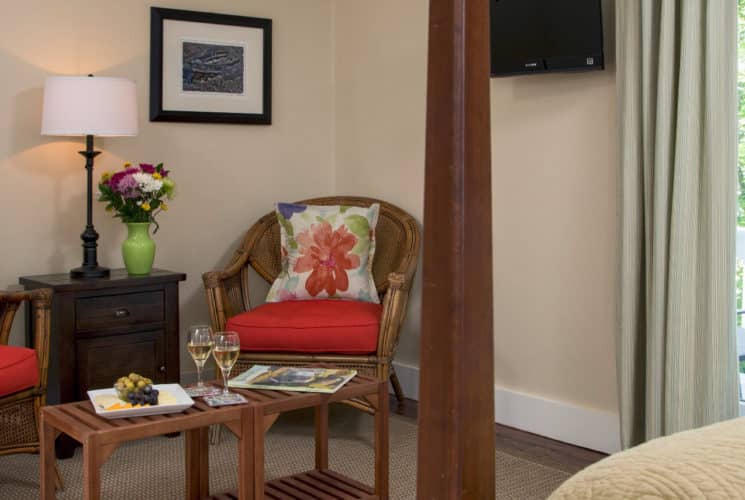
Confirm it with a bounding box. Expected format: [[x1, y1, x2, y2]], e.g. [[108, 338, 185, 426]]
[[549, 417, 745, 499]]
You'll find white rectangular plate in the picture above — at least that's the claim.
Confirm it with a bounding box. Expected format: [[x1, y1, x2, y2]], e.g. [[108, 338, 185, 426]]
[[87, 384, 194, 420]]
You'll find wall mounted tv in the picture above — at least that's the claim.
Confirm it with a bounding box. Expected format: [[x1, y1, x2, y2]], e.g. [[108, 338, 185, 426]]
[[490, 0, 604, 77]]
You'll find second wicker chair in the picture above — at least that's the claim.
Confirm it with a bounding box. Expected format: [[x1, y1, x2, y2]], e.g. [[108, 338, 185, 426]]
[[203, 196, 420, 411]]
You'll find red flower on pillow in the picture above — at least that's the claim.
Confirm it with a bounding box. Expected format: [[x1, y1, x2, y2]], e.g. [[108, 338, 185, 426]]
[[294, 222, 360, 297]]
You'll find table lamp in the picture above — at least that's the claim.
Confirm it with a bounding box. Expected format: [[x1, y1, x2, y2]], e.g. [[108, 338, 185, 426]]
[[41, 75, 138, 279]]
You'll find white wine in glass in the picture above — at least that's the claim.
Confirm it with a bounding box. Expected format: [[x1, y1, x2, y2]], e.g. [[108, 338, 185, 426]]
[[212, 331, 240, 395], [187, 325, 213, 388], [213, 347, 240, 369], [187, 343, 212, 363]]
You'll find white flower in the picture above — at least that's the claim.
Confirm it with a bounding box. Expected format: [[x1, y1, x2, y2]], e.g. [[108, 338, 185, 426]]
[[132, 172, 163, 193]]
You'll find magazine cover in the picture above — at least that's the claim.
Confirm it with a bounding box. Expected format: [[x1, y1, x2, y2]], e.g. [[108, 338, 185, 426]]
[[228, 365, 357, 393]]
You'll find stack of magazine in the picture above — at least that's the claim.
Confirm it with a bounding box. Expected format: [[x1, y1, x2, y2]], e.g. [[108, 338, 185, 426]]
[[228, 365, 357, 394]]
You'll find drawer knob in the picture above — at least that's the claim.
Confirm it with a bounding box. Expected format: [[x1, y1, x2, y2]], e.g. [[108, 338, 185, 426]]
[[114, 308, 130, 318], [159, 365, 166, 373]]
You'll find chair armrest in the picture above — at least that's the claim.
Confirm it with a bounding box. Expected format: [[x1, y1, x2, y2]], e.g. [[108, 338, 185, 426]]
[[377, 272, 413, 359], [202, 270, 248, 333], [202, 246, 253, 332], [202, 269, 231, 290], [203, 271, 227, 332]]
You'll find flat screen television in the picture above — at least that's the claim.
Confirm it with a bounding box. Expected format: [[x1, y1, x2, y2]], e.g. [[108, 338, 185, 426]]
[[490, 0, 604, 77]]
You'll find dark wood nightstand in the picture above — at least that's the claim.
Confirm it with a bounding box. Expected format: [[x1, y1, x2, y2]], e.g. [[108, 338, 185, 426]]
[[20, 269, 186, 457]]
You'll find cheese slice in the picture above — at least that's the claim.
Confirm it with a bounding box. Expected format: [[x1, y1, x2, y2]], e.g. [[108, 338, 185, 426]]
[[94, 395, 122, 410], [159, 391, 177, 405]]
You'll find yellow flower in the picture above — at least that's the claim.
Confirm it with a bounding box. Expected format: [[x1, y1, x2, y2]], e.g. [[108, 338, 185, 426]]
[[101, 172, 112, 182], [161, 203, 168, 211], [123, 162, 132, 168], [152, 172, 162, 180], [141, 202, 151, 212]]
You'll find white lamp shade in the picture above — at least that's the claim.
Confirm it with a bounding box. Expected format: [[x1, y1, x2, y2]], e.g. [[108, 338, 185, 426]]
[[41, 76, 138, 137]]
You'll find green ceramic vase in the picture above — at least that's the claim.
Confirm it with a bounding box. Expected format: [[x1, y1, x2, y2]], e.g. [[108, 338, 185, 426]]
[[122, 223, 155, 275]]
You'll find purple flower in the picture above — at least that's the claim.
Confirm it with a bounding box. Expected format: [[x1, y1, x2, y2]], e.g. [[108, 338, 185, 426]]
[[139, 163, 155, 174], [109, 168, 139, 192], [278, 203, 306, 220], [116, 174, 139, 198]]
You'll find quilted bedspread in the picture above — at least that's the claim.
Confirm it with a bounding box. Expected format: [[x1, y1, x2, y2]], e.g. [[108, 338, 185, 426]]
[[549, 417, 745, 499]]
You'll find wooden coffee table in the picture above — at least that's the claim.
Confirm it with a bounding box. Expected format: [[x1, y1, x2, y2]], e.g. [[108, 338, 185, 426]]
[[40, 374, 388, 499]]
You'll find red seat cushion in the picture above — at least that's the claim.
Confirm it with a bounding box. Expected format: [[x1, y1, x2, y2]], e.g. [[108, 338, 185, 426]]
[[226, 300, 382, 354], [0, 345, 39, 397]]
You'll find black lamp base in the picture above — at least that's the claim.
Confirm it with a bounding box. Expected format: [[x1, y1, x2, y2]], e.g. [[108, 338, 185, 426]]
[[70, 265, 110, 280], [70, 134, 108, 281]]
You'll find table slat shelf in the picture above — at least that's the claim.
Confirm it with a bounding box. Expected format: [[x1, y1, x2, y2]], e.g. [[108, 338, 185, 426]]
[[209, 469, 376, 500]]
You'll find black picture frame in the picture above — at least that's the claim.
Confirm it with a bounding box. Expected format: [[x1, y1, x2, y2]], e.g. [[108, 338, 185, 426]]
[[149, 7, 272, 125]]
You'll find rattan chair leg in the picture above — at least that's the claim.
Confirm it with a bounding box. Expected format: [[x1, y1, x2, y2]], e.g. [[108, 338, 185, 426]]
[[389, 368, 405, 404]]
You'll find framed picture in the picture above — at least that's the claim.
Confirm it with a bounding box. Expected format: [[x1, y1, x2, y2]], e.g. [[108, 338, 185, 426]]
[[149, 7, 272, 125]]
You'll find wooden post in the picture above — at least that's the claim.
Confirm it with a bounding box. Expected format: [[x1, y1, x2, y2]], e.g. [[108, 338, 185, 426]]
[[417, 0, 495, 498]]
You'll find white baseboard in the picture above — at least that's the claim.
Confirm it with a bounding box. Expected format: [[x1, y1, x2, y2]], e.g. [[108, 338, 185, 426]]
[[493, 387, 621, 454], [391, 361, 621, 454]]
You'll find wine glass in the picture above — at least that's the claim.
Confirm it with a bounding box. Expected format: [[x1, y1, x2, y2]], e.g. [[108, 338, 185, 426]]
[[212, 331, 240, 395], [187, 325, 213, 388]]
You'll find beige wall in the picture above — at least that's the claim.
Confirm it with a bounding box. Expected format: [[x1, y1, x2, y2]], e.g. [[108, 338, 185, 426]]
[[0, 0, 336, 376], [334, 0, 429, 371], [334, 0, 619, 413]]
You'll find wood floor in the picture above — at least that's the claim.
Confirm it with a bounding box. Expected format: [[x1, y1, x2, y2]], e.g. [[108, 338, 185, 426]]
[[390, 395, 607, 475]]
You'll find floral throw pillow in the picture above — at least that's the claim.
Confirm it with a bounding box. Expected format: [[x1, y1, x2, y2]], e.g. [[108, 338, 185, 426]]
[[266, 203, 380, 304]]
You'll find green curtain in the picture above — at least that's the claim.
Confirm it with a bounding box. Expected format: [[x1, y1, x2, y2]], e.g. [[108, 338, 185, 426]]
[[617, 0, 739, 449]]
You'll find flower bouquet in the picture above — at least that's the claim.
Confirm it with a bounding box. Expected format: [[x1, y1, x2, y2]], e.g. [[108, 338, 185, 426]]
[[98, 163, 175, 275]]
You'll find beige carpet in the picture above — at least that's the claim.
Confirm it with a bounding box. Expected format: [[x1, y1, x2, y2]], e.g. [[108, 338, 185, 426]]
[[0, 407, 569, 499]]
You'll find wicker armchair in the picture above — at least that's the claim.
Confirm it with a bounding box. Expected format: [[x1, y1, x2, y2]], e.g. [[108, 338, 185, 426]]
[[0, 289, 52, 456], [203, 196, 420, 409]]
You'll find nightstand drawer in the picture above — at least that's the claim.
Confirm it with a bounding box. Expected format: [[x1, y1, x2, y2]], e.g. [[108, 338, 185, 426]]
[[75, 291, 165, 331]]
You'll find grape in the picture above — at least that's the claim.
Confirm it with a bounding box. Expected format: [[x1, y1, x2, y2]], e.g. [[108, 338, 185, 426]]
[[112, 373, 162, 406]]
